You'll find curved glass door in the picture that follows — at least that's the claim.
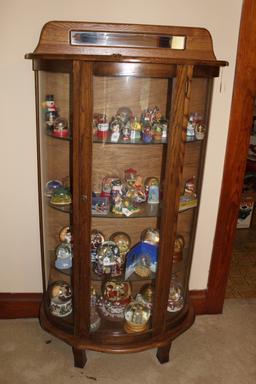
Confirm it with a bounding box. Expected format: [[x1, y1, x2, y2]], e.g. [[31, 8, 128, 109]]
[[37, 69, 73, 326], [90, 71, 172, 335]]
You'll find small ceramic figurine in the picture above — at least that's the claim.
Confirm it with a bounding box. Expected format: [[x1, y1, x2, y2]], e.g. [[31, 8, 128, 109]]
[[43, 94, 58, 130], [52, 117, 69, 138], [48, 281, 72, 317]]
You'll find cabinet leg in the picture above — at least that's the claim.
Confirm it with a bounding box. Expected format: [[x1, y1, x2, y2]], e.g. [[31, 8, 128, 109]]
[[156, 343, 172, 364], [72, 347, 87, 368]]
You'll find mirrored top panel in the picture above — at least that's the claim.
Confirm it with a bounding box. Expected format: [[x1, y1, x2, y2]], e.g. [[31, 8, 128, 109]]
[[70, 31, 186, 50]]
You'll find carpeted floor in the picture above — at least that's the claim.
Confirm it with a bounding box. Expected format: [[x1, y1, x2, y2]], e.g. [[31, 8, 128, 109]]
[[0, 299, 255, 384]]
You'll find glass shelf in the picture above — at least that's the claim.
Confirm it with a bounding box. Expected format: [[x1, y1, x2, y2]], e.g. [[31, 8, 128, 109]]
[[93, 135, 167, 145]]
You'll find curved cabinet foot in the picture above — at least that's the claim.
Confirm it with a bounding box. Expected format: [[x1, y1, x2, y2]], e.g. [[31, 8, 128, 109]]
[[72, 347, 87, 368], [156, 343, 172, 364]]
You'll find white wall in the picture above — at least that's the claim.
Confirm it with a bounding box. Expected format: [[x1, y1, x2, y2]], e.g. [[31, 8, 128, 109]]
[[0, 0, 242, 292]]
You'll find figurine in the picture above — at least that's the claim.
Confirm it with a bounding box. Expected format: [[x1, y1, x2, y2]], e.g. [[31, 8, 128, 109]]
[[42, 94, 58, 130], [142, 125, 153, 143]]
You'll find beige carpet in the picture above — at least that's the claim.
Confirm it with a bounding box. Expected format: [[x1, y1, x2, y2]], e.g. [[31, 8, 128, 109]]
[[0, 299, 255, 384]]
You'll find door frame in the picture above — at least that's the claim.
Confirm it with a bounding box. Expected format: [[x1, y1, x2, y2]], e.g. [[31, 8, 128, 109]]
[[206, 0, 256, 313]]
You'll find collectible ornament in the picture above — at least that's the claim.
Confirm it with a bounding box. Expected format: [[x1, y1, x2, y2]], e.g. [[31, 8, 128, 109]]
[[52, 117, 69, 138], [95, 241, 122, 277], [90, 287, 101, 332], [195, 123, 206, 140], [43, 94, 58, 129], [130, 117, 142, 140], [109, 231, 131, 268], [136, 284, 155, 309], [45, 180, 63, 197], [124, 301, 150, 333], [110, 119, 121, 142], [94, 113, 109, 138], [59, 226, 72, 243], [55, 242, 72, 270], [98, 279, 132, 320], [48, 281, 72, 317], [141, 228, 160, 245], [116, 106, 133, 126], [50, 186, 72, 205], [134, 253, 152, 278], [173, 235, 185, 263], [144, 177, 160, 204], [91, 230, 105, 263], [167, 276, 184, 312]]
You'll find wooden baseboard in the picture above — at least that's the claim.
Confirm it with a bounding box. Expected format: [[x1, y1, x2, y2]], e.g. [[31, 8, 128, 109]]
[[189, 290, 208, 314], [0, 290, 208, 319], [0, 293, 42, 319]]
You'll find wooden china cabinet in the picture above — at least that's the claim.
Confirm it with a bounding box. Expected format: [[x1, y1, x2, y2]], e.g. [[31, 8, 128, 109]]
[[26, 21, 227, 367]]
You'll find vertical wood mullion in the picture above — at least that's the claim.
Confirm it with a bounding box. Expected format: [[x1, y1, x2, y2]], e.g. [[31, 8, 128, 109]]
[[153, 65, 193, 335], [72, 61, 93, 336]]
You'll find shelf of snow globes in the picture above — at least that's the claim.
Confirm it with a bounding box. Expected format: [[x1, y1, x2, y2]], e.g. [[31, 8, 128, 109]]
[[93, 135, 204, 145], [46, 195, 198, 216]]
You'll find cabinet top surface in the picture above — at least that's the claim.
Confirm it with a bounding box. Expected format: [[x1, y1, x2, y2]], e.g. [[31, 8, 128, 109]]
[[26, 21, 227, 67]]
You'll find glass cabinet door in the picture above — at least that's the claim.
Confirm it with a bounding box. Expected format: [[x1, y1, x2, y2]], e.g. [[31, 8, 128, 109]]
[[90, 69, 174, 335], [172, 75, 213, 313], [37, 69, 73, 325]]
